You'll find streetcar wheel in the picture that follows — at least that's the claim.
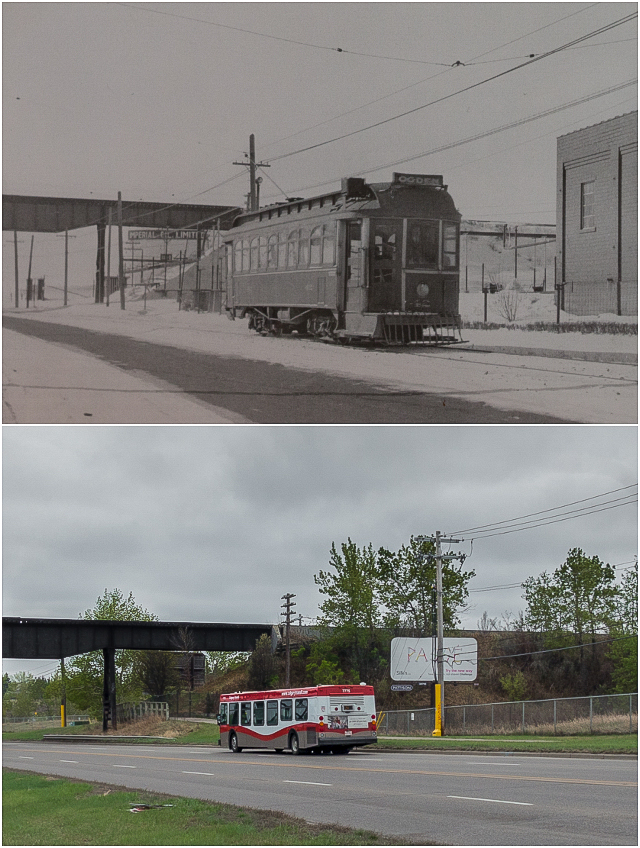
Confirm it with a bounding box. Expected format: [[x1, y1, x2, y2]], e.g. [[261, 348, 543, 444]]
[[229, 733, 242, 753], [289, 732, 301, 755]]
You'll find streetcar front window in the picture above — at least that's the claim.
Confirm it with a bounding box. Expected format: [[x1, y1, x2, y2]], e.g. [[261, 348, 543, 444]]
[[406, 220, 438, 268]]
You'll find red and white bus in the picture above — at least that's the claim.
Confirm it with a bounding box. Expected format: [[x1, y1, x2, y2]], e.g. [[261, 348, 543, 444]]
[[217, 684, 377, 755]]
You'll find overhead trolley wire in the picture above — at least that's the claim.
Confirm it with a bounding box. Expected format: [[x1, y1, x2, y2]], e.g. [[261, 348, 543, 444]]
[[265, 12, 637, 164]]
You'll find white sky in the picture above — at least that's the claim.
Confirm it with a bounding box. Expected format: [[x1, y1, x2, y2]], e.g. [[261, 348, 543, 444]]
[[2, 2, 637, 296], [3, 425, 637, 678]]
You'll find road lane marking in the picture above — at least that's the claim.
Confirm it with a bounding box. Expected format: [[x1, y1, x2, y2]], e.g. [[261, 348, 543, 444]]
[[182, 771, 215, 776], [449, 795, 533, 806], [16, 748, 636, 787], [112, 764, 136, 768], [59, 760, 79, 763], [19, 756, 34, 759], [284, 780, 332, 786]]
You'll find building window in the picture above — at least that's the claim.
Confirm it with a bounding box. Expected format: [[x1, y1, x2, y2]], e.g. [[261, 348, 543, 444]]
[[580, 181, 595, 230]]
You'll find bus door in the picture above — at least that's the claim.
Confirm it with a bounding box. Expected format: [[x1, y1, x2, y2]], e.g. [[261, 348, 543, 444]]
[[368, 219, 403, 312]]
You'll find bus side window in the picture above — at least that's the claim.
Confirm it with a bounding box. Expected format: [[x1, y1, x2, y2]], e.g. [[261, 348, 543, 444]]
[[253, 701, 265, 726], [241, 702, 251, 726], [266, 700, 278, 726], [280, 699, 293, 722], [217, 703, 228, 724], [295, 698, 308, 721], [229, 703, 239, 726]]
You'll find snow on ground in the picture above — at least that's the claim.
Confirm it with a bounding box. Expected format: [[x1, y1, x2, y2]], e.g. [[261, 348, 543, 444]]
[[2, 289, 637, 424]]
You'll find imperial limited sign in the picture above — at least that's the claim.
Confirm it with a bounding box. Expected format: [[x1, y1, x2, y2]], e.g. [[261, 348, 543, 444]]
[[128, 229, 199, 241], [390, 637, 478, 682]]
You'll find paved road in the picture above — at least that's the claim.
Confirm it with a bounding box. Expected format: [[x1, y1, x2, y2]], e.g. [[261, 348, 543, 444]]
[[4, 742, 637, 845], [2, 317, 573, 423]]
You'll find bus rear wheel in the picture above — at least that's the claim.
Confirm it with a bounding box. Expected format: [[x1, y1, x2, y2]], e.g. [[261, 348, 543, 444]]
[[229, 733, 242, 753]]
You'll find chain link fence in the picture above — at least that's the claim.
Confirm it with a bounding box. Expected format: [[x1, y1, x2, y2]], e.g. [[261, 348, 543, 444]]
[[380, 693, 638, 736]]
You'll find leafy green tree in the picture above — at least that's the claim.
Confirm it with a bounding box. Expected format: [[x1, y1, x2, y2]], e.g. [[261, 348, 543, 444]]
[[2, 673, 57, 717], [377, 536, 475, 634], [205, 651, 250, 678], [135, 651, 179, 699], [314, 540, 385, 681], [247, 634, 278, 690], [62, 589, 158, 717], [523, 549, 618, 658], [608, 561, 638, 693]]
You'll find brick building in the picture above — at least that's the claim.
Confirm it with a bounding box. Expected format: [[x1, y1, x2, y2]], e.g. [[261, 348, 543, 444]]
[[556, 112, 637, 316]]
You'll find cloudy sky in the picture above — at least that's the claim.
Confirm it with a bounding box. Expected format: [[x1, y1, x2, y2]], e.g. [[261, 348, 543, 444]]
[[2, 2, 637, 297], [3, 425, 637, 677]]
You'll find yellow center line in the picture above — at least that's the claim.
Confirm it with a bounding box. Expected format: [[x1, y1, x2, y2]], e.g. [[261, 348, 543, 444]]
[[23, 747, 637, 788]]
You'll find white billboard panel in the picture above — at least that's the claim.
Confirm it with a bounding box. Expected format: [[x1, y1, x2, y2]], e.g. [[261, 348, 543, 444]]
[[390, 637, 478, 682]]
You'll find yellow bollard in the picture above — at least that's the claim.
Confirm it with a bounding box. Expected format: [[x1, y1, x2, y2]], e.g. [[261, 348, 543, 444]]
[[432, 683, 442, 736]]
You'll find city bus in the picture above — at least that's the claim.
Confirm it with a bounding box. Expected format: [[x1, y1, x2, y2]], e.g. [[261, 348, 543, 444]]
[[217, 684, 377, 754]]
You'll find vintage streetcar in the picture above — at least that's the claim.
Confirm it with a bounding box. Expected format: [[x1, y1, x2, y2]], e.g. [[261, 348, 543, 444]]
[[222, 172, 463, 345]]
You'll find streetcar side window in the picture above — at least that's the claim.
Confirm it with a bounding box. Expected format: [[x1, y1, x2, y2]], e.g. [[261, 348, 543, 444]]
[[259, 237, 268, 269], [280, 699, 293, 721], [234, 242, 242, 273], [287, 231, 298, 268], [295, 698, 308, 721], [310, 227, 323, 266], [267, 700, 279, 726], [442, 223, 458, 268], [322, 225, 336, 265], [267, 235, 278, 269], [229, 703, 239, 726], [241, 240, 249, 272], [250, 238, 259, 271], [277, 232, 287, 268], [299, 229, 310, 267], [241, 702, 252, 726], [253, 701, 265, 726]]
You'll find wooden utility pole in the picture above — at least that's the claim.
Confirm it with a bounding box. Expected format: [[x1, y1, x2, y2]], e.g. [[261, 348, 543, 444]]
[[234, 135, 270, 212], [281, 593, 296, 687], [106, 209, 112, 307], [14, 230, 20, 308], [26, 235, 34, 307]]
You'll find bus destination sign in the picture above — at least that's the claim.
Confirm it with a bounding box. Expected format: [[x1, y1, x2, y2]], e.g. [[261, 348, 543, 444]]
[[392, 173, 443, 187]]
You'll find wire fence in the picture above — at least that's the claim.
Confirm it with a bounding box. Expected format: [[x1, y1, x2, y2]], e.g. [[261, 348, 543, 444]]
[[2, 714, 91, 728], [380, 693, 638, 736]]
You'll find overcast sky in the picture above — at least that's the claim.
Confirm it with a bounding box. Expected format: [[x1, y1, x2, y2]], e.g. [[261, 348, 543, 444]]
[[3, 425, 637, 678], [2, 2, 637, 297]]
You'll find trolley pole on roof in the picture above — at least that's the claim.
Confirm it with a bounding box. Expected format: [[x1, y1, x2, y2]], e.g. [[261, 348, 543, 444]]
[[281, 593, 296, 687]]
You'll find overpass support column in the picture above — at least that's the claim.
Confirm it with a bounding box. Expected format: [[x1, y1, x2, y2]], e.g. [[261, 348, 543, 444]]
[[95, 222, 106, 303], [102, 645, 117, 731]]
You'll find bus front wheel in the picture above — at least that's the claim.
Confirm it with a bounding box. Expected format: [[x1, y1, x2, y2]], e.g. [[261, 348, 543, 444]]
[[229, 733, 242, 753]]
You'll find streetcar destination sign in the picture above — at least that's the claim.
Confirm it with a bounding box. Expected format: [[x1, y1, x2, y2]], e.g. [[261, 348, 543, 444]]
[[392, 173, 443, 187]]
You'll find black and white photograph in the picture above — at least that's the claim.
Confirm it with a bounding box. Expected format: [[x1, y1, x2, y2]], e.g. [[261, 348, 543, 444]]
[[2, 2, 637, 424]]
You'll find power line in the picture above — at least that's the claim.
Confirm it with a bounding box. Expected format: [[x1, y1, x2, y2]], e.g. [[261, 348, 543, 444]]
[[480, 634, 637, 662], [264, 12, 637, 164], [450, 485, 637, 536]]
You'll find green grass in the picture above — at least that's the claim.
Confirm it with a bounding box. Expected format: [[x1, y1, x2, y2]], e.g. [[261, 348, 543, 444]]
[[2, 769, 411, 846], [376, 733, 637, 755]]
